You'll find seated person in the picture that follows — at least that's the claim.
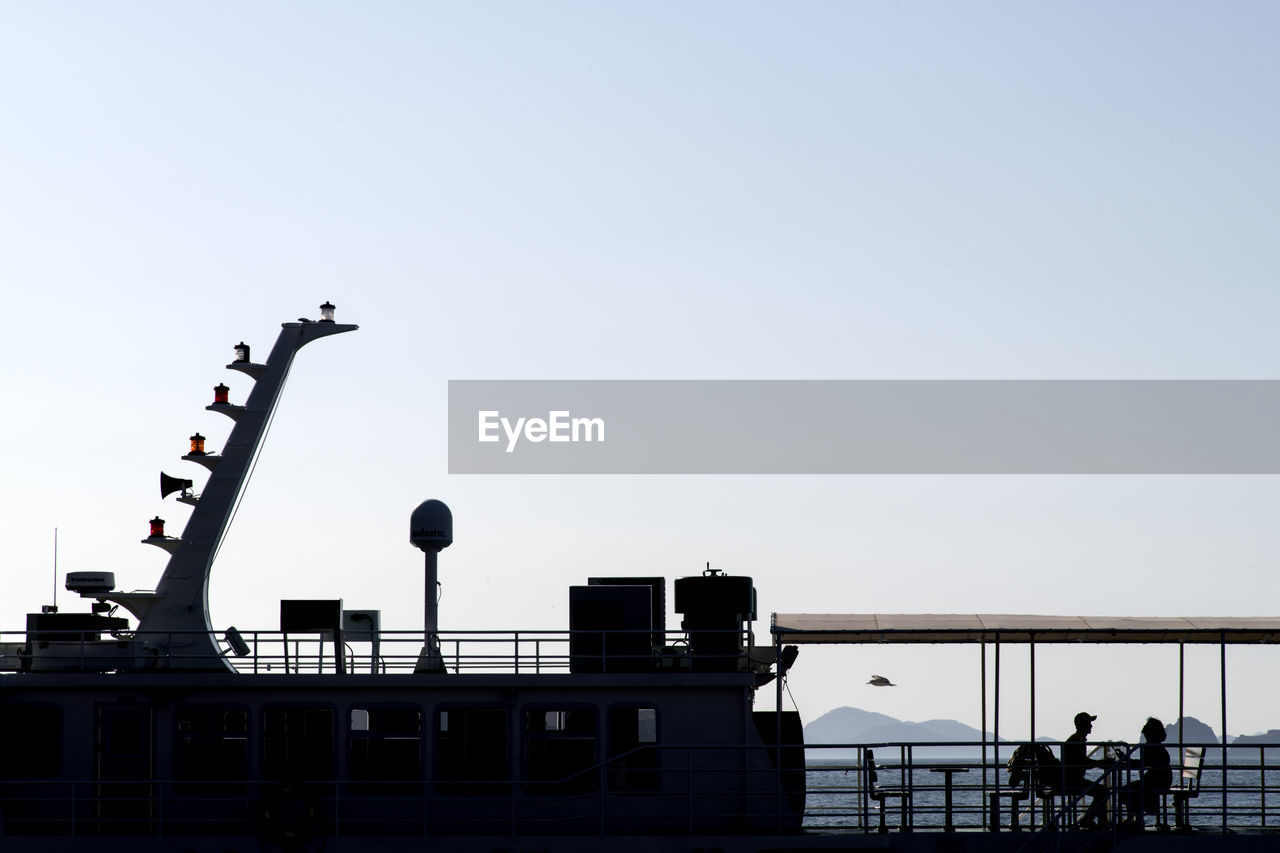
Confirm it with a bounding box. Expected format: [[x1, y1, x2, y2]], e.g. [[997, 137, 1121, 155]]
[[1062, 711, 1110, 828], [1120, 717, 1173, 823]]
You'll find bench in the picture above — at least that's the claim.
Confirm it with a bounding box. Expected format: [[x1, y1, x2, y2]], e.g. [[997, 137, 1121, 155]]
[[989, 786, 1030, 831], [1170, 745, 1205, 830], [864, 749, 910, 833]]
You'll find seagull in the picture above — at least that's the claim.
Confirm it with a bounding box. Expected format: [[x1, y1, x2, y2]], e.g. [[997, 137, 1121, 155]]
[[867, 675, 897, 687]]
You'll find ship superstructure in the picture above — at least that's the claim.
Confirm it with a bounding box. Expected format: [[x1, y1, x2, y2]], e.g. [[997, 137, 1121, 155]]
[[1, 305, 1276, 852]]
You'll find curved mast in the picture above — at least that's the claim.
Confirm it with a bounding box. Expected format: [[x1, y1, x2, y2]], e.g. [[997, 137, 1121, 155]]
[[136, 316, 357, 668]]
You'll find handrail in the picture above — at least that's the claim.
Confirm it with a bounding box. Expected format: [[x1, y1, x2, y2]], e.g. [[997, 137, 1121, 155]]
[[802, 739, 1269, 835], [0, 627, 756, 675]]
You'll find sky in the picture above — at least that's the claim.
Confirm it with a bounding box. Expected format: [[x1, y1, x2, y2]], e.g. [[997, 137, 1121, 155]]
[[2, 2, 1279, 743]]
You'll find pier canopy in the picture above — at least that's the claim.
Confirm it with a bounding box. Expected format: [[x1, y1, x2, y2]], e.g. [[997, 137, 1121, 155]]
[[771, 613, 1280, 644]]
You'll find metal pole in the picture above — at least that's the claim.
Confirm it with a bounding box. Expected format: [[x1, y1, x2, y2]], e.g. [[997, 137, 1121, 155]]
[[424, 549, 438, 643], [994, 637, 1001, 783], [1221, 633, 1227, 833], [1029, 634, 1036, 744], [981, 640, 988, 818], [416, 549, 444, 673], [775, 631, 784, 833], [1179, 642, 1185, 785]]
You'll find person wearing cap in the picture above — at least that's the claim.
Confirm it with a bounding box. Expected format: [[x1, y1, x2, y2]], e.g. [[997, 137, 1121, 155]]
[[1062, 711, 1110, 828]]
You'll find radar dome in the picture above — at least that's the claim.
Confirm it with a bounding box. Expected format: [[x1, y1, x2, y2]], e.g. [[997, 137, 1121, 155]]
[[410, 499, 453, 551]]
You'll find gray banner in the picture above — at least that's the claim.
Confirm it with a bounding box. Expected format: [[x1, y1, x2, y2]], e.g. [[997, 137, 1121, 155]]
[[447, 381, 1280, 474]]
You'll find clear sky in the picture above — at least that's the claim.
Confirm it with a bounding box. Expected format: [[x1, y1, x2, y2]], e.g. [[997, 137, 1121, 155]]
[[2, 3, 1279, 742]]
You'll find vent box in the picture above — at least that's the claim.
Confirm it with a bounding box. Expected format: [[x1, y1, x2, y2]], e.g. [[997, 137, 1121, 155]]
[[280, 599, 343, 633], [569, 585, 653, 673]]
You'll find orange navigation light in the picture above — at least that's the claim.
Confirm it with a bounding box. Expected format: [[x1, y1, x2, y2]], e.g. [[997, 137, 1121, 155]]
[[234, 342, 250, 363], [320, 301, 336, 323], [213, 383, 230, 404], [149, 516, 165, 537], [189, 433, 206, 455]]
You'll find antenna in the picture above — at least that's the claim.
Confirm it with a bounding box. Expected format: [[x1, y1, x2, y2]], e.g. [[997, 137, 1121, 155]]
[[52, 527, 58, 609], [410, 499, 453, 674]]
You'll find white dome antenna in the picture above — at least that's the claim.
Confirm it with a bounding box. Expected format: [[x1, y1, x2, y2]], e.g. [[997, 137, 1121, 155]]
[[410, 499, 452, 673]]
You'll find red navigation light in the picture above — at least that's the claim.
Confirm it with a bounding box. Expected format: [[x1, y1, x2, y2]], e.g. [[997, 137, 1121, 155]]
[[234, 342, 250, 363], [319, 301, 336, 323], [149, 516, 165, 537], [213, 383, 230, 404], [189, 433, 206, 455]]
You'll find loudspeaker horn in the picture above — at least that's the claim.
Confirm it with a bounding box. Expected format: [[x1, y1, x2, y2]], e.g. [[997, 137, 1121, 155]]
[[160, 472, 194, 499]]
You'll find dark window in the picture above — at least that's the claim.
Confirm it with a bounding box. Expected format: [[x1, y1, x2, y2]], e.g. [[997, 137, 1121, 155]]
[[175, 706, 248, 793], [435, 708, 508, 794], [263, 707, 334, 783], [608, 706, 658, 790], [95, 706, 154, 835], [349, 707, 421, 793], [523, 707, 597, 795], [0, 704, 62, 779]]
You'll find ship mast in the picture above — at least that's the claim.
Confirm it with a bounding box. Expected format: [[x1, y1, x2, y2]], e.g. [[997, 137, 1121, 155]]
[[135, 308, 357, 669]]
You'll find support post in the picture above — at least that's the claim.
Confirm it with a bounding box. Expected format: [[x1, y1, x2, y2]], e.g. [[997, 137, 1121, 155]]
[[1179, 642, 1185, 787], [994, 637, 1001, 784], [416, 549, 444, 673], [1221, 633, 1227, 833], [1029, 634, 1036, 744], [981, 641, 988, 826]]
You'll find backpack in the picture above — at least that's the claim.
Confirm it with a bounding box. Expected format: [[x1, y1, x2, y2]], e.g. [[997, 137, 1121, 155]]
[[1007, 743, 1061, 792]]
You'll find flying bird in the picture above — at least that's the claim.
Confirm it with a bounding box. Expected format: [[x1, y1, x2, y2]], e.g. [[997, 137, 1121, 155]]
[[867, 675, 896, 687]]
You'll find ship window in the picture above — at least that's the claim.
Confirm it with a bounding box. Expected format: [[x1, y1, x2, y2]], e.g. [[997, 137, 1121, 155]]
[[263, 706, 334, 783], [94, 707, 155, 834], [348, 706, 421, 793], [435, 708, 508, 794], [523, 707, 597, 795], [608, 706, 658, 791], [175, 705, 248, 794], [0, 704, 62, 779]]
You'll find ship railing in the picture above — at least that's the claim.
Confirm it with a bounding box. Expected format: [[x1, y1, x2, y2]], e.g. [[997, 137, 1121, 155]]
[[0, 741, 1275, 837], [0, 627, 754, 674], [799, 739, 1277, 834]]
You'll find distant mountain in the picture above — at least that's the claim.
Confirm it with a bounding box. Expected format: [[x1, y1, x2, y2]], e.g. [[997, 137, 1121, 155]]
[[801, 708, 1280, 767], [1230, 729, 1280, 746], [804, 706, 903, 743], [804, 706, 1002, 759], [1164, 716, 1219, 745], [803, 708, 1264, 760]]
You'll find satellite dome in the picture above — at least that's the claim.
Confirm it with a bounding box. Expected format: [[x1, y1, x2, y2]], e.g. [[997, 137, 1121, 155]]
[[410, 499, 453, 551]]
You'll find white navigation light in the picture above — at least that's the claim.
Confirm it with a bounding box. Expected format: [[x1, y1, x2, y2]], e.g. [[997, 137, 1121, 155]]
[[234, 341, 250, 362], [320, 301, 336, 323]]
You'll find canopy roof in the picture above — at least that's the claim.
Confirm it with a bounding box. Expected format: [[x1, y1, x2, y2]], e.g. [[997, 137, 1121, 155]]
[[771, 613, 1280, 644]]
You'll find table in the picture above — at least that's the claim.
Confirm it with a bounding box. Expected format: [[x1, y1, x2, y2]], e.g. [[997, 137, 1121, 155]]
[[929, 766, 971, 832]]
